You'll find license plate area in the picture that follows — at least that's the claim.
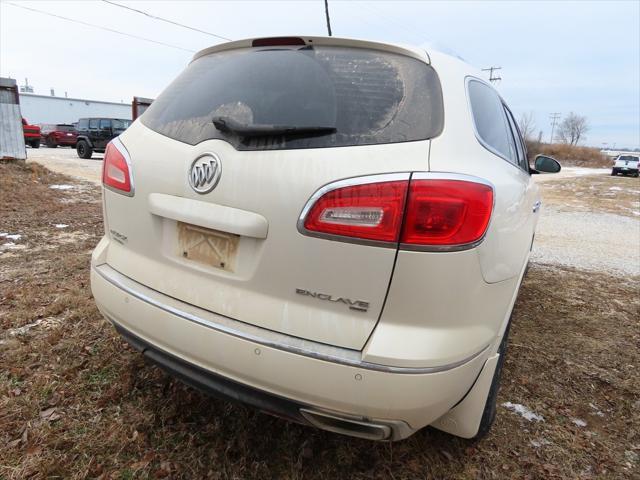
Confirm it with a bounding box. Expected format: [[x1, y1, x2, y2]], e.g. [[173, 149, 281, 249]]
[[177, 221, 239, 272]]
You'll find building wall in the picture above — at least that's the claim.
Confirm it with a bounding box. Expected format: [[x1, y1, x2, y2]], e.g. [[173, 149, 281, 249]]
[[19, 94, 131, 125]]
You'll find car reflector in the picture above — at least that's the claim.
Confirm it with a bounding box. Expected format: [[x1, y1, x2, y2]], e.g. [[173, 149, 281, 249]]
[[102, 139, 133, 196]]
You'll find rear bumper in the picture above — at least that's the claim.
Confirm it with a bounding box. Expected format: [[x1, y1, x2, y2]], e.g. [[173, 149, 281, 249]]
[[91, 261, 492, 440]]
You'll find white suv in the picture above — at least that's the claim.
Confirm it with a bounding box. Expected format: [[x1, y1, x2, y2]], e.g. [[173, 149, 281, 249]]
[[90, 36, 560, 441], [611, 154, 639, 177]]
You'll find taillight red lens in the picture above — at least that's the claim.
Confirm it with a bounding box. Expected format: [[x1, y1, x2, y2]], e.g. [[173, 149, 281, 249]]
[[400, 180, 493, 246], [301, 176, 493, 248], [303, 181, 409, 243], [102, 141, 132, 195]]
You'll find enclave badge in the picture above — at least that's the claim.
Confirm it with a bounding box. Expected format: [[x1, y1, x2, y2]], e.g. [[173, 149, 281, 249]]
[[189, 153, 222, 194], [295, 288, 369, 312]]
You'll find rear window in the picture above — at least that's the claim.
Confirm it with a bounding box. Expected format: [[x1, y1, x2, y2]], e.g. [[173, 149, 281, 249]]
[[56, 124, 75, 132], [142, 46, 443, 150], [619, 155, 639, 161]]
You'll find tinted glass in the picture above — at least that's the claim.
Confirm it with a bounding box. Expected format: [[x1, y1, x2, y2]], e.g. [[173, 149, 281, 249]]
[[504, 106, 529, 171], [468, 80, 516, 162], [78, 119, 89, 130], [89, 119, 99, 129], [142, 46, 443, 150], [619, 155, 639, 161], [99, 119, 111, 129], [112, 119, 131, 131], [56, 125, 76, 132]]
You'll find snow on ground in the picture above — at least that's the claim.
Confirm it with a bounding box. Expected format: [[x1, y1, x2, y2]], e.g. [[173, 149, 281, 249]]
[[501, 402, 545, 422], [572, 418, 587, 427], [54, 224, 69, 229], [50, 184, 75, 190]]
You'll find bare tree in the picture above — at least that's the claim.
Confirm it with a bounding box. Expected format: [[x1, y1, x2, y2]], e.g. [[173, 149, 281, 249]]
[[517, 111, 537, 141], [555, 112, 589, 145]]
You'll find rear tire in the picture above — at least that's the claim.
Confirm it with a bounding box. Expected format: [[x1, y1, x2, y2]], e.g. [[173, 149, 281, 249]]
[[471, 319, 512, 440], [77, 140, 92, 159], [46, 137, 57, 148], [611, 170, 617, 176], [29, 139, 40, 148]]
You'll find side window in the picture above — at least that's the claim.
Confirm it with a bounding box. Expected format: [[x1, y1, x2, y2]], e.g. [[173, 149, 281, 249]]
[[467, 79, 517, 165], [503, 106, 529, 172], [88, 119, 99, 129], [78, 119, 88, 130], [99, 119, 111, 130]]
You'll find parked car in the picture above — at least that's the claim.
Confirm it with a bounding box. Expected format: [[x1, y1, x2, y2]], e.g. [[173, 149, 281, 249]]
[[75, 117, 131, 159], [22, 118, 40, 148], [90, 36, 561, 441], [611, 154, 639, 177], [40, 124, 78, 148]]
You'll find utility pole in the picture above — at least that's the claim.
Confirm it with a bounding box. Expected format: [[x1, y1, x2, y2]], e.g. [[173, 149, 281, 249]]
[[324, 0, 332, 36], [481, 66, 502, 83], [549, 113, 561, 144]]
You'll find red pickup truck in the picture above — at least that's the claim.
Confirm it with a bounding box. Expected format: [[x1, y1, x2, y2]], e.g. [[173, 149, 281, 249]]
[[22, 118, 41, 148]]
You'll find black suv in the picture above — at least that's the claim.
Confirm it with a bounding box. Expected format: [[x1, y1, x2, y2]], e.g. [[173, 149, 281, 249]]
[[76, 118, 132, 159]]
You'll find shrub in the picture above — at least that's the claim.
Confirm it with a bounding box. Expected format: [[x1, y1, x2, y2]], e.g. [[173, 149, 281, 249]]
[[526, 142, 611, 168]]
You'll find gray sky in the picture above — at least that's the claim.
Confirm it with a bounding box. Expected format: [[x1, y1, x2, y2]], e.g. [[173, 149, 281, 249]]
[[1, 0, 638, 148]]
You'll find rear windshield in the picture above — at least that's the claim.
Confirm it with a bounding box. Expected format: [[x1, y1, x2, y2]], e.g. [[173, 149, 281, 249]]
[[56, 124, 76, 132], [142, 46, 443, 150], [619, 155, 639, 161]]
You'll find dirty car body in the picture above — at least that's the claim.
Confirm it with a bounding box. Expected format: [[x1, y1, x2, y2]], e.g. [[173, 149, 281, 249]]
[[90, 36, 556, 440]]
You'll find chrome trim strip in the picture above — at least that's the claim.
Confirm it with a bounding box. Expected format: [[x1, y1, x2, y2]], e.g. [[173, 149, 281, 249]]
[[94, 264, 489, 374], [296, 172, 411, 249], [103, 135, 135, 197]]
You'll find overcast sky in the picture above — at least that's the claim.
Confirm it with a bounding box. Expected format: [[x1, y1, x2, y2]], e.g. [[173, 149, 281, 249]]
[[1, 0, 638, 148]]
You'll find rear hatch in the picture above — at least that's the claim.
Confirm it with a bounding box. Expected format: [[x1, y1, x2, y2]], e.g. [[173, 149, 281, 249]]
[[104, 39, 443, 350], [615, 155, 639, 169]]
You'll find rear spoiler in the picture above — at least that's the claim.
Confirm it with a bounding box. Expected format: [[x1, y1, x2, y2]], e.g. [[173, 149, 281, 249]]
[[192, 36, 430, 65]]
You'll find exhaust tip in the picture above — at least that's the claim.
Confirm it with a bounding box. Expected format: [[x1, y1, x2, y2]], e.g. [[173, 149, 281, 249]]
[[300, 408, 392, 441]]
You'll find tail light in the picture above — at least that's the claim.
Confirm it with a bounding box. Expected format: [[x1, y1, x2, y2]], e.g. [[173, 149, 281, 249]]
[[299, 174, 493, 249], [102, 138, 133, 196]]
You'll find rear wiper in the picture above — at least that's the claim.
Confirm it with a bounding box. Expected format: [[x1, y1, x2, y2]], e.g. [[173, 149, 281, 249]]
[[212, 116, 336, 137]]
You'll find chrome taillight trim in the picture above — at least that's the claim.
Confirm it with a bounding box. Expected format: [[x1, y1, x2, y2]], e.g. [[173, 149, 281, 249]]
[[296, 172, 411, 249], [297, 171, 495, 252], [103, 135, 135, 197]]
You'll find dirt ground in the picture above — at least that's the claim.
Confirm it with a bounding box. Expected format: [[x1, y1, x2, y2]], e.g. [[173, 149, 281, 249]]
[[1, 161, 639, 479]]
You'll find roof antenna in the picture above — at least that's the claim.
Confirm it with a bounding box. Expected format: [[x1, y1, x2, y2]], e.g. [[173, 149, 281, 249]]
[[324, 0, 332, 36]]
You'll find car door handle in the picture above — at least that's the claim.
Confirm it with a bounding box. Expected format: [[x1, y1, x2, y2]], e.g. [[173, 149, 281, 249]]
[[532, 200, 542, 213]]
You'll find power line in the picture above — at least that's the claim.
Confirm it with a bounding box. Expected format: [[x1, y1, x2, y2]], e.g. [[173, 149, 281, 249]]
[[324, 0, 332, 36], [7, 2, 195, 53], [482, 66, 502, 84], [549, 113, 561, 143], [102, 1, 232, 42]]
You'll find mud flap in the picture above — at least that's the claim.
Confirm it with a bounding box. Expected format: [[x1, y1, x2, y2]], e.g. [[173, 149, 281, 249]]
[[430, 353, 500, 438]]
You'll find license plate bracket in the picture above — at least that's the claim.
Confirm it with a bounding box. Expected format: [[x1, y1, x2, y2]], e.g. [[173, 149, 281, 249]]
[[177, 221, 239, 272]]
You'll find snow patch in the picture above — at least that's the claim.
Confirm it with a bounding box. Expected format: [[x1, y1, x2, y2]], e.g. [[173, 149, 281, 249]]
[[572, 418, 587, 427], [530, 438, 551, 448], [609, 186, 622, 191], [54, 224, 69, 229], [501, 402, 544, 422], [49, 184, 75, 190]]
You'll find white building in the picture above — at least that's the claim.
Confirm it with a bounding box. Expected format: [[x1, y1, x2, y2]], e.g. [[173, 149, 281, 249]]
[[19, 93, 131, 125]]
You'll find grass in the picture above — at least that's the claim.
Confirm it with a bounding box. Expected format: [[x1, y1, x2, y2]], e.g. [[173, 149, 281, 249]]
[[527, 143, 611, 168], [538, 173, 640, 217], [1, 161, 639, 479]]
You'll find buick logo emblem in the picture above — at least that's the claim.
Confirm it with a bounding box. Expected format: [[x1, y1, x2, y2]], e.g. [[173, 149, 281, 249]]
[[189, 153, 221, 194]]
